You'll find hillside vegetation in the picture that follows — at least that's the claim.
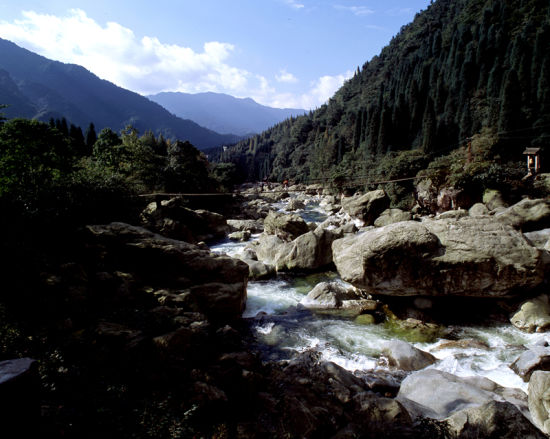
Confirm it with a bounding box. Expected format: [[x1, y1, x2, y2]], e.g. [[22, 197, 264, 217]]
[[213, 0, 550, 205]]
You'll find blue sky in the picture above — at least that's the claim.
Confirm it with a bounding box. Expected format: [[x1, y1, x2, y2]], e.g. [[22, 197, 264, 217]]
[[0, 0, 431, 109]]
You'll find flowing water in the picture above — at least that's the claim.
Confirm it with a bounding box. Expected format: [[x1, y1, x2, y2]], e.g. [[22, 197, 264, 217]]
[[211, 197, 547, 394]]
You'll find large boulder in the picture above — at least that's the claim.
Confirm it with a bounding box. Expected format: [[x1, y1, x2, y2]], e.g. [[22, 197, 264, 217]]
[[341, 190, 390, 225], [286, 198, 306, 211], [373, 209, 412, 227], [510, 295, 550, 333], [380, 340, 436, 371], [227, 219, 263, 234], [256, 226, 342, 272], [447, 400, 546, 439], [332, 217, 545, 297], [261, 191, 290, 202], [496, 198, 550, 232], [333, 221, 440, 296], [510, 346, 550, 382], [469, 202, 490, 217], [397, 369, 529, 421], [263, 211, 310, 241], [0, 358, 39, 435], [242, 259, 276, 280], [529, 370, 550, 435], [140, 198, 229, 243], [85, 223, 248, 322]]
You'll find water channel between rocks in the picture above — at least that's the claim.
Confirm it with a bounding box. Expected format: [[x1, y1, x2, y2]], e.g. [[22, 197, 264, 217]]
[[211, 198, 546, 394]]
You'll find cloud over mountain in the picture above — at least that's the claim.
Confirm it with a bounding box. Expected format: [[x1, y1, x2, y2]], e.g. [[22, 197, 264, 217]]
[[0, 9, 350, 109]]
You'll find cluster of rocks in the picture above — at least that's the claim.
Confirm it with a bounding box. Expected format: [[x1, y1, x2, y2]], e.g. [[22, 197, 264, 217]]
[[223, 183, 550, 435], [9, 181, 549, 437]]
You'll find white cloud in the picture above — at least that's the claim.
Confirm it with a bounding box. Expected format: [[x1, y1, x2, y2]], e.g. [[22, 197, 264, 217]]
[[284, 0, 305, 9], [0, 9, 265, 97], [259, 70, 352, 109], [334, 5, 374, 16], [276, 69, 298, 84], [0, 9, 350, 110]]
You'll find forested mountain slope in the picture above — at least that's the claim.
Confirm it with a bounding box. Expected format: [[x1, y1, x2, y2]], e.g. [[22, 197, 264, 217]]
[[0, 38, 240, 149], [214, 0, 550, 185]]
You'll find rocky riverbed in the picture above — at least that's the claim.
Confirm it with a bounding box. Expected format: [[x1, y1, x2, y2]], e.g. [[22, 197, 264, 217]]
[[3, 181, 550, 437], [208, 182, 550, 437]]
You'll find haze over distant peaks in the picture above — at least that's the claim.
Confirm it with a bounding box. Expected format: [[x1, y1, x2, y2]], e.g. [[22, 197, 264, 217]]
[[148, 91, 306, 136]]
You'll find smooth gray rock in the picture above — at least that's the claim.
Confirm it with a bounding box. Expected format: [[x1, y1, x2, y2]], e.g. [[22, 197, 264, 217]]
[[496, 198, 550, 232], [447, 400, 546, 439], [341, 190, 390, 225], [140, 199, 229, 243], [242, 259, 276, 280], [511, 346, 550, 382], [469, 202, 490, 217], [286, 198, 306, 211], [529, 370, 550, 435], [380, 340, 436, 371], [396, 369, 528, 421], [227, 219, 263, 233], [86, 223, 249, 322], [299, 281, 376, 316], [374, 209, 412, 227], [263, 211, 309, 241], [256, 226, 342, 272], [228, 230, 251, 242], [511, 295, 550, 333], [333, 217, 544, 297]]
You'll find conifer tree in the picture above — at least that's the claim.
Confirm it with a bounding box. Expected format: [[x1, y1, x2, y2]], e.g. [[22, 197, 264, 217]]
[[85, 123, 97, 152]]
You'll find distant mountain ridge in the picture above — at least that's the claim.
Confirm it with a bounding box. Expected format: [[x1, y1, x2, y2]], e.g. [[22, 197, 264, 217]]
[[0, 38, 240, 149], [147, 91, 306, 136]]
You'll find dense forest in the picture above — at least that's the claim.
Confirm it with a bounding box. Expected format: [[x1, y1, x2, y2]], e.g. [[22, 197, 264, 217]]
[[211, 0, 550, 206], [0, 114, 236, 232]]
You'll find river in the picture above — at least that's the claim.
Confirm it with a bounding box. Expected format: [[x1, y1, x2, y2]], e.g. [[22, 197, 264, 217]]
[[211, 197, 546, 394]]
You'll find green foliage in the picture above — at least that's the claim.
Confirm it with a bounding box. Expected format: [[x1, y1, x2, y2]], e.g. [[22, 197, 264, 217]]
[[165, 140, 213, 193], [0, 118, 75, 208], [209, 162, 239, 192], [418, 127, 526, 199]]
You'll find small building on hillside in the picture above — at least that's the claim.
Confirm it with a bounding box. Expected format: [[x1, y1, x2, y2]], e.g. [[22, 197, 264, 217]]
[[523, 147, 541, 175]]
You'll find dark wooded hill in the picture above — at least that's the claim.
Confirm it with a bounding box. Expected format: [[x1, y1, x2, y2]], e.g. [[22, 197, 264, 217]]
[[213, 0, 550, 183]]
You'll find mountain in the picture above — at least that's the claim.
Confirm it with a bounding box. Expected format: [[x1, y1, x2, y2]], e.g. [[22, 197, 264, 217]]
[[147, 91, 305, 136], [214, 0, 550, 185], [0, 38, 241, 149]]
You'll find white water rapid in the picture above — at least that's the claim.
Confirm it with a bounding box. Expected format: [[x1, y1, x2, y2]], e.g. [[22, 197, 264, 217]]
[[211, 197, 547, 394]]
